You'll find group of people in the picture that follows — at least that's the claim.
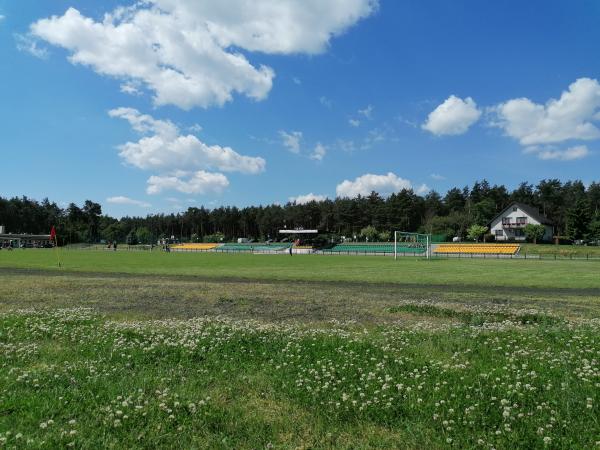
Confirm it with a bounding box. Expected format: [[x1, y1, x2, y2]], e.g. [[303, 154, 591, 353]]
[[106, 241, 118, 251]]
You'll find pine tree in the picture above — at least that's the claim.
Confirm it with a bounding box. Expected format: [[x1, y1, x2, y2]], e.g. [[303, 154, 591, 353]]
[[566, 198, 591, 241]]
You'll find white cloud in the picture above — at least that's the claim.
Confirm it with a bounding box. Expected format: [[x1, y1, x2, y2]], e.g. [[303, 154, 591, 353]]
[[397, 115, 418, 128], [336, 172, 413, 198], [492, 78, 600, 146], [349, 118, 360, 127], [422, 95, 481, 136], [361, 127, 387, 149], [358, 105, 373, 119], [106, 196, 151, 208], [289, 193, 327, 204], [14, 33, 48, 59], [279, 130, 302, 154], [526, 145, 590, 161], [147, 171, 229, 195], [292, 77, 301, 85], [310, 143, 326, 161], [337, 139, 357, 152], [320, 96, 333, 108], [415, 184, 430, 195], [120, 80, 142, 96], [30, 1, 377, 109], [110, 107, 265, 174], [430, 173, 446, 181]]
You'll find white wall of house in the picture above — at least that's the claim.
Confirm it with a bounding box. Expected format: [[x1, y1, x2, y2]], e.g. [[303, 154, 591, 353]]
[[490, 205, 553, 241]]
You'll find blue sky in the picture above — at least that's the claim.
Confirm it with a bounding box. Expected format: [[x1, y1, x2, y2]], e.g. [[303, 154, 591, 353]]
[[1, 0, 600, 216]]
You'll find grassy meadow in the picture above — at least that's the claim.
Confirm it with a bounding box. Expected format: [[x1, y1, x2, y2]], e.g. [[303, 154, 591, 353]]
[[0, 250, 599, 448]]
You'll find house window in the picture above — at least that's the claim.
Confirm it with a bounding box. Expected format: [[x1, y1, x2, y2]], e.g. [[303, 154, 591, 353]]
[[515, 229, 524, 237], [513, 207, 517, 212], [495, 230, 503, 237], [502, 217, 511, 225], [516, 217, 527, 225]]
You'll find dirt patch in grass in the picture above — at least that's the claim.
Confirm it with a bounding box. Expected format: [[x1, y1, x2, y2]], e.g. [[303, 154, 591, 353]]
[[1, 270, 598, 324]]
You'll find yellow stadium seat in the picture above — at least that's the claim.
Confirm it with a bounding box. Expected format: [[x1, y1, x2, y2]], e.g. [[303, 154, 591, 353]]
[[434, 244, 520, 255], [170, 243, 218, 250]]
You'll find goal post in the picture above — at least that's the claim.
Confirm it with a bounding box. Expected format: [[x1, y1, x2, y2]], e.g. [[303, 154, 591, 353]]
[[394, 231, 431, 260]]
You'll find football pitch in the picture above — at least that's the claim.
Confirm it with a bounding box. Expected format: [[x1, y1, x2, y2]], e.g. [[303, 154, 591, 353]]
[[0, 250, 599, 448], [2, 248, 600, 289]]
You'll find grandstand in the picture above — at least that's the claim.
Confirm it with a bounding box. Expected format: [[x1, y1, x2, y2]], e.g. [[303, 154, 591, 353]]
[[170, 242, 292, 253], [434, 243, 520, 255], [170, 243, 218, 251], [325, 242, 426, 255], [216, 243, 291, 252], [167, 241, 520, 257]]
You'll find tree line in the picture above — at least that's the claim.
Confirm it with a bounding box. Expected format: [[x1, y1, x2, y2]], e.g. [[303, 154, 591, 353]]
[[1, 179, 600, 245]]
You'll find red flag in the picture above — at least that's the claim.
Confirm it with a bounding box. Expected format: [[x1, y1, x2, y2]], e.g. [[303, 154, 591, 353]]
[[50, 226, 56, 242]]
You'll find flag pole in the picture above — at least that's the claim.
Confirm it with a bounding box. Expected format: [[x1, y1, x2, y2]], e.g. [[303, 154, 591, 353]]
[[54, 235, 61, 268], [51, 226, 61, 268]]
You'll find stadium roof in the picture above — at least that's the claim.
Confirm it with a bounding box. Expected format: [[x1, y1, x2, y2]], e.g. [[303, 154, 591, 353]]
[[0, 233, 51, 240], [278, 229, 318, 234]]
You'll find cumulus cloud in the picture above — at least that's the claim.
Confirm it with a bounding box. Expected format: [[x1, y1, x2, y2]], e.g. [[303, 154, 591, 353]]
[[29, 1, 377, 109], [106, 196, 151, 208], [349, 118, 360, 127], [525, 145, 590, 161], [279, 130, 302, 154], [146, 171, 229, 195], [310, 143, 327, 161], [422, 95, 481, 136], [289, 193, 327, 204], [492, 78, 600, 146], [430, 173, 446, 181], [336, 172, 413, 198], [109, 107, 265, 174]]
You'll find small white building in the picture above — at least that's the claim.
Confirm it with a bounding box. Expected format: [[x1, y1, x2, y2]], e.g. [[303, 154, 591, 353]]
[[489, 202, 553, 242]]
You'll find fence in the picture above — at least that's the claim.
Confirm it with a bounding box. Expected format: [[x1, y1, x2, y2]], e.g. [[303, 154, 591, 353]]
[[60, 243, 600, 260], [432, 251, 600, 260]]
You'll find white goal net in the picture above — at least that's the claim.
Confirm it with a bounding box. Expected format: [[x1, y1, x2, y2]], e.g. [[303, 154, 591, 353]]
[[393, 231, 431, 260]]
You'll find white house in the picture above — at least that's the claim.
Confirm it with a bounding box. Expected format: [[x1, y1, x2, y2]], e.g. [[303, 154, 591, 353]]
[[489, 202, 553, 242]]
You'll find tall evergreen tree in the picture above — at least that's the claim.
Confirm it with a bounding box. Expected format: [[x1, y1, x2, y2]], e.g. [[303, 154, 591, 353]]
[[566, 198, 591, 240]]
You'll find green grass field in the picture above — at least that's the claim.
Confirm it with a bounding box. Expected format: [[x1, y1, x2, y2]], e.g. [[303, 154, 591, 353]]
[[2, 248, 600, 289], [0, 250, 599, 449], [518, 243, 600, 258]]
